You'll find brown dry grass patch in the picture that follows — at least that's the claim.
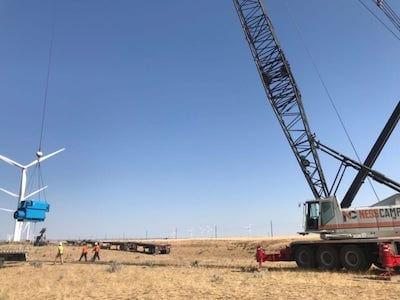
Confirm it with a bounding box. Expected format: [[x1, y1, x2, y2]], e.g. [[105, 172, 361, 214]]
[[0, 237, 399, 299]]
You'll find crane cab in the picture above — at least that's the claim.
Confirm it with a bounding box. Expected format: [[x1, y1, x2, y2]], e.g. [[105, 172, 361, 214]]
[[14, 200, 50, 222], [304, 197, 336, 233], [304, 195, 400, 239], [305, 200, 319, 231]]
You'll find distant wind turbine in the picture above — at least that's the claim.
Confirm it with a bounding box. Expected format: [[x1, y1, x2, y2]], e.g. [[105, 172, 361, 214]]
[[187, 228, 193, 238], [244, 224, 252, 237]]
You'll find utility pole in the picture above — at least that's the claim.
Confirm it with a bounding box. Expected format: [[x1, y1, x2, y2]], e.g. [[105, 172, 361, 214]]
[[270, 220, 273, 238]]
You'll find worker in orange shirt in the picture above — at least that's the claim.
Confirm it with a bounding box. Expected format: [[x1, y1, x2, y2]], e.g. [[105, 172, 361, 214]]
[[92, 242, 100, 261], [78, 242, 88, 262]]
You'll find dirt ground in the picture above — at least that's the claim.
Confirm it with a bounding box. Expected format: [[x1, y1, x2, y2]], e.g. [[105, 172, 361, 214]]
[[0, 237, 399, 299]]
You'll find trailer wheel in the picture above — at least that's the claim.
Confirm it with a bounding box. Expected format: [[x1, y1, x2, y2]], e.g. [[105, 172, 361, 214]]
[[340, 245, 371, 272], [152, 246, 159, 255], [161, 248, 170, 254], [373, 261, 383, 269], [294, 246, 315, 269], [316, 246, 341, 270]]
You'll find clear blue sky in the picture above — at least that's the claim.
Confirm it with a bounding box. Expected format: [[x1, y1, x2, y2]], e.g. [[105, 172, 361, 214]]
[[0, 0, 399, 240]]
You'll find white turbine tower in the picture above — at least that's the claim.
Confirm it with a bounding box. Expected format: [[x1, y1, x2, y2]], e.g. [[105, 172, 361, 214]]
[[0, 208, 14, 240], [245, 224, 252, 237], [187, 228, 193, 238], [0, 148, 64, 242]]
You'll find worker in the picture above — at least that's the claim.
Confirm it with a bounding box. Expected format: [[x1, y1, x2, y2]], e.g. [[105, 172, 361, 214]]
[[78, 242, 88, 262], [92, 242, 100, 261], [256, 244, 265, 270], [54, 242, 64, 265]]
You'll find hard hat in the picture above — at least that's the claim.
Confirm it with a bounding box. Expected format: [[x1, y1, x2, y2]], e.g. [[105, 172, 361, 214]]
[[95, 242, 98, 245], [59, 242, 62, 246]]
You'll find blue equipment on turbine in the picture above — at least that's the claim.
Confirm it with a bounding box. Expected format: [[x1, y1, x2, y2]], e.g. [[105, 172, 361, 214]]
[[14, 200, 50, 222]]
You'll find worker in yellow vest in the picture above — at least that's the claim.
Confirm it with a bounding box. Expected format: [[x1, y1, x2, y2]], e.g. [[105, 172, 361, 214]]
[[54, 242, 64, 264]]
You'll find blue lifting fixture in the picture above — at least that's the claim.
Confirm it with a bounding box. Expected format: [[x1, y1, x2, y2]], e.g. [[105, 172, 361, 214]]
[[14, 200, 50, 222]]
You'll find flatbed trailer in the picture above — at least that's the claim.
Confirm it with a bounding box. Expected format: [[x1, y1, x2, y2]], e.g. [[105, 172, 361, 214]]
[[101, 241, 171, 255], [0, 251, 28, 267]]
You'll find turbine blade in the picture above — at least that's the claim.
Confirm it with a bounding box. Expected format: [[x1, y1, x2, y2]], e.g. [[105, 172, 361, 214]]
[[0, 188, 19, 198], [23, 186, 48, 200], [26, 148, 65, 168], [0, 207, 14, 213], [0, 154, 24, 168]]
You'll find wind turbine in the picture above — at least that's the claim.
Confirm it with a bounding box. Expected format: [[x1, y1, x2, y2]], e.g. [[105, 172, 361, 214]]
[[187, 228, 193, 238], [0, 148, 64, 242], [244, 224, 252, 237]]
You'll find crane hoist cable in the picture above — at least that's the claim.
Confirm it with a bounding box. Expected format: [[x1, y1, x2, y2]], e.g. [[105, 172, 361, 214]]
[[27, 164, 47, 200], [30, 11, 56, 202], [358, 0, 400, 41], [283, 1, 380, 201], [373, 0, 400, 33], [38, 19, 55, 153]]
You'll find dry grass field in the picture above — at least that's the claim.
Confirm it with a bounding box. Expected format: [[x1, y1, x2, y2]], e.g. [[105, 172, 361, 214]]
[[0, 237, 399, 299]]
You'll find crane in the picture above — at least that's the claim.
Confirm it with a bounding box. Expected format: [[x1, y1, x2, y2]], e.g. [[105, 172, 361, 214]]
[[233, 0, 400, 272], [233, 0, 400, 207], [232, 0, 329, 200], [373, 0, 400, 33]]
